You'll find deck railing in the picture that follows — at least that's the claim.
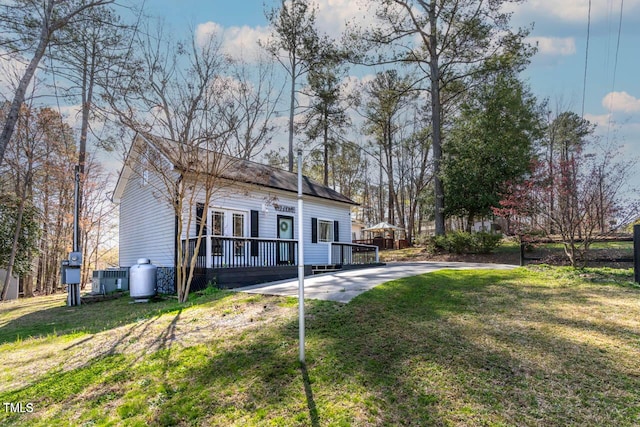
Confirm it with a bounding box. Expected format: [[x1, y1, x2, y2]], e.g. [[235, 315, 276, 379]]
[[329, 242, 379, 265], [182, 236, 298, 269], [182, 237, 380, 269]]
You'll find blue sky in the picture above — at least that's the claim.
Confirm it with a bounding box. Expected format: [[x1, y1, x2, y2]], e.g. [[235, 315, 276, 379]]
[[146, 0, 640, 169], [3, 0, 636, 188]]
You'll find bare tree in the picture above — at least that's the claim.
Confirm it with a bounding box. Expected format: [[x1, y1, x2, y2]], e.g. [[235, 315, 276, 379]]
[[495, 126, 638, 266], [0, 0, 115, 168], [358, 0, 532, 235], [1, 101, 77, 298], [361, 70, 416, 226], [105, 24, 241, 302], [46, 2, 134, 250], [79, 156, 117, 288], [262, 0, 323, 172], [222, 54, 284, 160]]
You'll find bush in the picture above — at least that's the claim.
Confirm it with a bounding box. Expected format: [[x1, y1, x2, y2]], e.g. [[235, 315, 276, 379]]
[[430, 231, 502, 254], [472, 232, 503, 254]]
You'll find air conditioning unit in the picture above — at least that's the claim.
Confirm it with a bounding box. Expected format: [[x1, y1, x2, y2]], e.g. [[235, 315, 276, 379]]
[[91, 269, 129, 294]]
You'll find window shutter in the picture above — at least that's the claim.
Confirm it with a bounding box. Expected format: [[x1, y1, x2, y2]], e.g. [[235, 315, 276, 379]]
[[334, 221, 339, 242], [196, 203, 207, 235], [311, 217, 318, 243], [250, 210, 259, 256]]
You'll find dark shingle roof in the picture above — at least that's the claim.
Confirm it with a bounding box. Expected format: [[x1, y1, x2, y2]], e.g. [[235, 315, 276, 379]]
[[145, 134, 357, 205]]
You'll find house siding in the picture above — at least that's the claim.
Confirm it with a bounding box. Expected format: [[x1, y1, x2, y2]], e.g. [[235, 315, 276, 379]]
[[184, 183, 353, 265], [119, 167, 176, 267]]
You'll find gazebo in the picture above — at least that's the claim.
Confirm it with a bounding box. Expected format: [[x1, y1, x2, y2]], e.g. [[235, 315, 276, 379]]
[[361, 221, 407, 250]]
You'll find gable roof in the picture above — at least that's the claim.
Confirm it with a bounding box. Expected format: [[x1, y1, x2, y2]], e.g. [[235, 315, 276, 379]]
[[112, 134, 357, 206]]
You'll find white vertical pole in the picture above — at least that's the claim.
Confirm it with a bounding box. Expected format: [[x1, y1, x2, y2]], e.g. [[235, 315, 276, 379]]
[[297, 149, 305, 363]]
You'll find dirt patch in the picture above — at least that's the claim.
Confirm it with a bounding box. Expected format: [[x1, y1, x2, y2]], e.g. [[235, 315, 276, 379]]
[[0, 294, 296, 393]]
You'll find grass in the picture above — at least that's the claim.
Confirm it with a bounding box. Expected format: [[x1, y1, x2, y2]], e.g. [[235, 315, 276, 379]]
[[0, 289, 227, 345], [380, 238, 634, 267], [0, 268, 639, 426]]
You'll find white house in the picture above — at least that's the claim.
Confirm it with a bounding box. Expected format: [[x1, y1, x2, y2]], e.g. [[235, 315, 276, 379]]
[[112, 134, 378, 290]]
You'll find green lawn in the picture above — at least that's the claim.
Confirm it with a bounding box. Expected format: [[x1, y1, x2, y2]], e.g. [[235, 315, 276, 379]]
[[1, 268, 639, 426]]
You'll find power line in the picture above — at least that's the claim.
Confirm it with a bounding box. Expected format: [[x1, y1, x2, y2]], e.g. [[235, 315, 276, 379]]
[[581, 0, 592, 119], [607, 0, 624, 142]]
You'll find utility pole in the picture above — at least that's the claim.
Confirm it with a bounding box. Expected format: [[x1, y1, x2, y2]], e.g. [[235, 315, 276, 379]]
[[62, 166, 82, 306]]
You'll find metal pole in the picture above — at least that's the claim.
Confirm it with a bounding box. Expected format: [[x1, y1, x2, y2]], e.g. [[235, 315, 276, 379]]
[[68, 165, 81, 306], [634, 224, 640, 284], [297, 149, 305, 363], [73, 165, 80, 252]]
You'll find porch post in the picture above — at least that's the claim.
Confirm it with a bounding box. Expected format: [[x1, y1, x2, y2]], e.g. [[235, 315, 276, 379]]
[[205, 232, 212, 269]]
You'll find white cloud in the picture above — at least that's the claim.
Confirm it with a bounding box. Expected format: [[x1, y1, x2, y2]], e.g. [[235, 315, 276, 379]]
[[194, 1, 376, 64], [195, 22, 223, 46], [527, 36, 576, 56], [584, 112, 612, 128], [506, 0, 640, 25], [602, 91, 640, 113], [314, 0, 374, 36], [195, 22, 271, 61], [0, 52, 27, 100], [57, 104, 82, 128]]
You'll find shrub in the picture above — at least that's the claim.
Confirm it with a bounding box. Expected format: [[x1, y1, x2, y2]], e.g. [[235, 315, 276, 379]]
[[471, 232, 503, 254], [430, 231, 502, 254], [414, 233, 437, 253], [435, 231, 473, 254]]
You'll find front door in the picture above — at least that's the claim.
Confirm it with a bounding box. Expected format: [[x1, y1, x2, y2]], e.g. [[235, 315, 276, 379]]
[[277, 215, 294, 265]]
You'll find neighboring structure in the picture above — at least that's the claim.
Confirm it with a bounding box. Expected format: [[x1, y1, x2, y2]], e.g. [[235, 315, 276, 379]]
[[0, 269, 19, 300], [112, 134, 379, 291], [351, 218, 366, 242]]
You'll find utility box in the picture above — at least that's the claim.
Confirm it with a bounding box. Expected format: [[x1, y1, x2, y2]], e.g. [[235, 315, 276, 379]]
[[61, 260, 81, 285], [68, 252, 82, 267], [92, 269, 129, 294]]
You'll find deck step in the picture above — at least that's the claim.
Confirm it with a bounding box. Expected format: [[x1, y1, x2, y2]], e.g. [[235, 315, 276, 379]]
[[311, 264, 342, 275]]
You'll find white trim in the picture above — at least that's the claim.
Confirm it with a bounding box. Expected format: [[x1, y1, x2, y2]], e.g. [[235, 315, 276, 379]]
[[207, 206, 249, 238], [317, 218, 334, 243], [112, 134, 175, 204]]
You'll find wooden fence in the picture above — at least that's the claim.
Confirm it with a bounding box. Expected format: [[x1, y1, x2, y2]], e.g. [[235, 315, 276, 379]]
[[520, 225, 639, 284]]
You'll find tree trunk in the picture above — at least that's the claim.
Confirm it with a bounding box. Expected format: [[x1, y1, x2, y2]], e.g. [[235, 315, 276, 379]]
[[287, 62, 296, 172], [466, 213, 474, 233], [428, 3, 445, 236], [22, 274, 33, 298], [323, 109, 329, 186], [0, 1, 54, 168]]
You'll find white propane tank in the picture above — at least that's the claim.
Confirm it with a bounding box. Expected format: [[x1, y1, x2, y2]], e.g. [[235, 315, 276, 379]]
[[130, 258, 157, 300]]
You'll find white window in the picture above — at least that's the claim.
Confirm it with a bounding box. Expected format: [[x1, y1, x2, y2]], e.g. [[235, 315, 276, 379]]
[[211, 211, 224, 256], [232, 213, 244, 237], [232, 213, 245, 256], [318, 219, 333, 242], [142, 170, 149, 186], [212, 211, 224, 236], [209, 209, 247, 256]]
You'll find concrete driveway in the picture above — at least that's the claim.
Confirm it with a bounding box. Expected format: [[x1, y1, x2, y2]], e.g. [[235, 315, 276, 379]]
[[234, 261, 517, 303]]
